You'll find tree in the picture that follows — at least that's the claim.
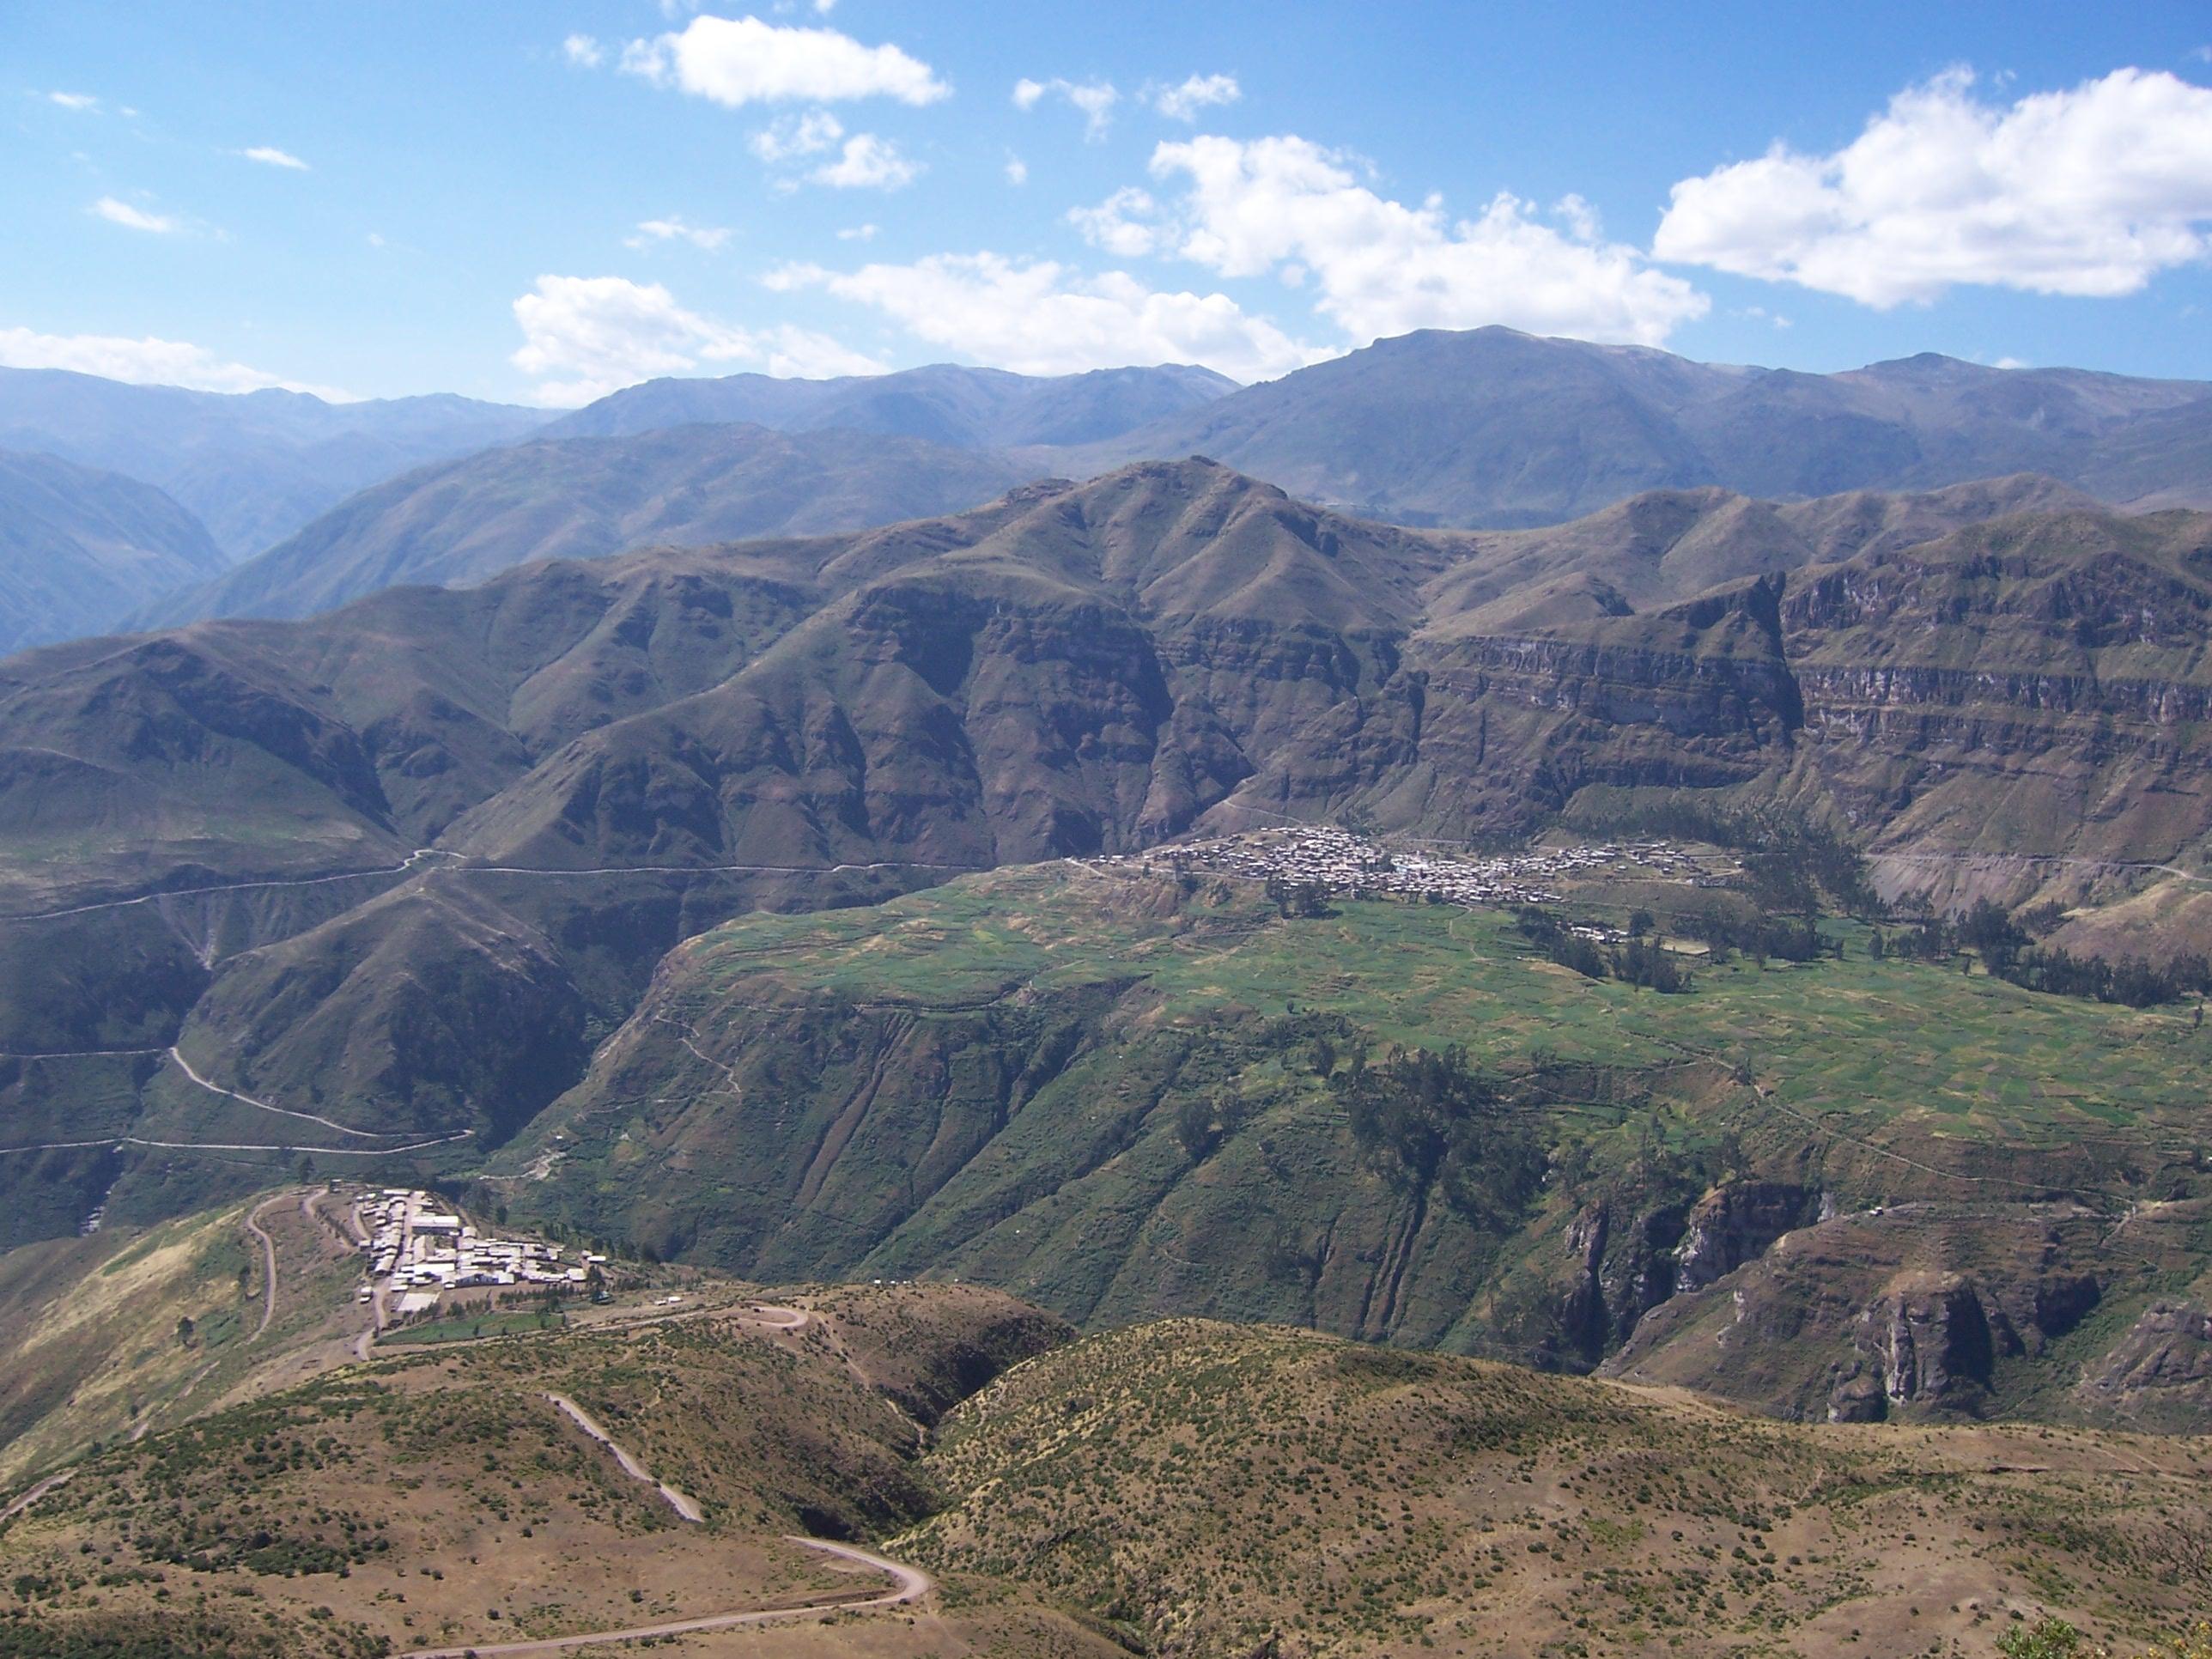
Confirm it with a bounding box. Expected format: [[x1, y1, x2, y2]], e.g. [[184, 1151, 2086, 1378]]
[[1628, 909, 1655, 939]]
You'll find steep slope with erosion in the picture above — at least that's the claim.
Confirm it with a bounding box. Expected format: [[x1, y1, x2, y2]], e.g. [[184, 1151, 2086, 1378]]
[[6, 465, 2212, 1255]]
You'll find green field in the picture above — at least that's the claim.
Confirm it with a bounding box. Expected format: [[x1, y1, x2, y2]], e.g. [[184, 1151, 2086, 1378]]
[[686, 862, 2206, 1152], [375, 1308, 568, 1346]]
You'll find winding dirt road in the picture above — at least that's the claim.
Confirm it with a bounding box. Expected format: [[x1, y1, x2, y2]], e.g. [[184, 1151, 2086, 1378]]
[[243, 1195, 283, 1340], [393, 1537, 930, 1657], [545, 1393, 703, 1523], [391, 1391, 927, 1658], [0, 1470, 74, 1526], [0, 848, 981, 926], [168, 1046, 411, 1140], [0, 1129, 474, 1159]]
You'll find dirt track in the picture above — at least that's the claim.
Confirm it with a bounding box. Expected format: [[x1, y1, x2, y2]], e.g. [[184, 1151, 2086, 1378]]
[[243, 1195, 282, 1340], [393, 1537, 930, 1656], [544, 1392, 704, 1522], [393, 1398, 930, 1659]]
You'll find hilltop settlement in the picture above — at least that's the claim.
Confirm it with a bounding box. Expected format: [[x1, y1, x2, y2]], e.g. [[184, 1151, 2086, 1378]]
[[356, 1188, 602, 1318]]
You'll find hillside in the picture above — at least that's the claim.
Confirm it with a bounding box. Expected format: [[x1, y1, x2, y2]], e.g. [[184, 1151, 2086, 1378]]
[[505, 860, 2212, 1429], [138, 422, 1031, 626], [0, 449, 228, 653], [547, 360, 1236, 447], [1043, 327, 2212, 526], [0, 1270, 1097, 1659], [0, 368, 545, 558], [908, 1319, 2212, 1658], [1, 1199, 2202, 1659], [1423, 472, 2099, 628], [5, 462, 2212, 1255]]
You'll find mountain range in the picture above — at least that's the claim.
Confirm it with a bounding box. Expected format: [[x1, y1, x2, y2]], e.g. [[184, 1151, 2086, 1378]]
[[133, 422, 1031, 625], [0, 367, 548, 556], [544, 358, 1237, 447], [9, 331, 2212, 655], [1046, 326, 2212, 526], [3, 458, 2207, 1252]]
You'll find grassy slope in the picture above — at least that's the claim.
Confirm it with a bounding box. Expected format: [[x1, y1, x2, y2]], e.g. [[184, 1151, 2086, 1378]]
[[0, 1203, 309, 1487], [907, 1318, 2212, 1659], [673, 862, 2202, 1149]]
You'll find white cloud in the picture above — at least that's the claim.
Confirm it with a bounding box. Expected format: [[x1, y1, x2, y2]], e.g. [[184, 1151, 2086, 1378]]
[[509, 273, 881, 404], [1142, 134, 1707, 346], [836, 222, 878, 240], [767, 251, 1319, 380], [1152, 73, 1240, 121], [47, 90, 99, 112], [1068, 186, 1162, 258], [758, 326, 883, 378], [0, 325, 350, 398], [622, 14, 947, 108], [627, 216, 733, 251], [1654, 67, 2212, 306], [809, 132, 920, 190], [1005, 155, 1028, 185], [90, 197, 179, 234], [749, 109, 843, 161], [1553, 192, 1600, 243], [240, 145, 308, 171], [562, 33, 604, 68], [1012, 76, 1117, 140]]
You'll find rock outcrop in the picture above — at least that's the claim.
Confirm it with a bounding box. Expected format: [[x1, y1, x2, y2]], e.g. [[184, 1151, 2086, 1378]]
[[2075, 1301, 2212, 1431]]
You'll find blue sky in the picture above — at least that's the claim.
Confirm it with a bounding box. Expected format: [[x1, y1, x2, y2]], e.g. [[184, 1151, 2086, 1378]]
[[4, 1, 2211, 405]]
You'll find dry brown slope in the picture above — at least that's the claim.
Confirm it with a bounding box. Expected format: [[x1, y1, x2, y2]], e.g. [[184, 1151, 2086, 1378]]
[[0, 1283, 1085, 1659], [908, 1319, 2211, 1659]]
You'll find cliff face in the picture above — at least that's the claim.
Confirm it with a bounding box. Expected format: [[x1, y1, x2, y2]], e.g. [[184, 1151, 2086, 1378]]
[[1191, 507, 2212, 887]]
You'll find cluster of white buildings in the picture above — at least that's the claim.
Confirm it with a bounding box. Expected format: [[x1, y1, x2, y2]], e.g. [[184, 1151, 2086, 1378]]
[[1091, 828, 1719, 909], [357, 1188, 603, 1316]]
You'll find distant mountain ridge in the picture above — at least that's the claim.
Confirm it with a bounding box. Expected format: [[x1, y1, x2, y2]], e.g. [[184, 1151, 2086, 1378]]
[[0, 368, 547, 556], [1040, 326, 2212, 527], [0, 448, 228, 654], [546, 360, 1237, 448], [135, 422, 1031, 626]]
